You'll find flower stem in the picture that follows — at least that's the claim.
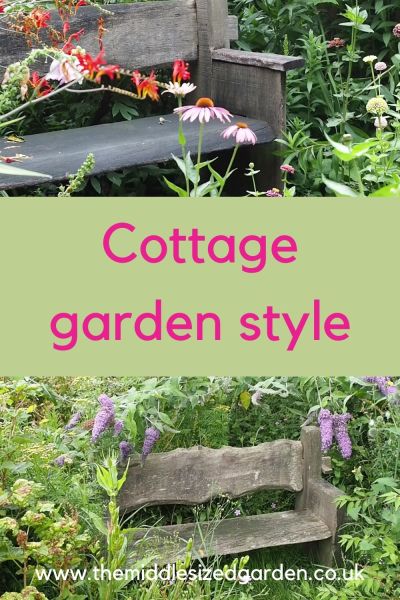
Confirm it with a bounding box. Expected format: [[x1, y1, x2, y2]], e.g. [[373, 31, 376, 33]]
[[194, 122, 204, 197], [177, 97, 190, 196], [217, 144, 239, 197]]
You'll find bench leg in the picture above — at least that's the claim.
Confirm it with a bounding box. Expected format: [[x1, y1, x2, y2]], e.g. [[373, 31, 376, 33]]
[[301, 480, 345, 567]]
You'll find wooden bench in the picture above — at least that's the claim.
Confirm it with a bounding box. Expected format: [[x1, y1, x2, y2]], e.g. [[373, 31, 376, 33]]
[[0, 0, 304, 192], [119, 426, 344, 566]]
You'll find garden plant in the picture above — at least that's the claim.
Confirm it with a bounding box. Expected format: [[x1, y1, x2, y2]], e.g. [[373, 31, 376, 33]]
[[0, 375, 399, 599], [0, 0, 399, 196]]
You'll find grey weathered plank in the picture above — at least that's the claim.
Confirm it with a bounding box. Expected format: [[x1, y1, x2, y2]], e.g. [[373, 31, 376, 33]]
[[227, 15, 239, 41], [295, 426, 322, 512], [212, 61, 287, 138], [0, 113, 274, 190], [322, 456, 333, 474], [212, 48, 305, 72], [295, 427, 344, 566], [0, 1, 199, 72], [307, 480, 345, 566], [119, 441, 303, 512], [194, 0, 229, 99], [129, 510, 332, 564]]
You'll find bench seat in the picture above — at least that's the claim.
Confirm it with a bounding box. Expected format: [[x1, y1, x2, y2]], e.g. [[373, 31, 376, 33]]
[[0, 114, 274, 191], [129, 509, 333, 564]]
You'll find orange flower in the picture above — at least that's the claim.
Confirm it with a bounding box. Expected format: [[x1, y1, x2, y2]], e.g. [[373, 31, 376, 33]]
[[172, 59, 190, 84], [62, 28, 84, 54], [30, 8, 51, 29], [76, 49, 120, 83], [29, 72, 52, 97], [131, 70, 159, 101]]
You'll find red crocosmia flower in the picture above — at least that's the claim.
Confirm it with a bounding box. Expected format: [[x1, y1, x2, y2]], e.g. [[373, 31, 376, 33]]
[[29, 71, 52, 96], [62, 28, 84, 54], [131, 70, 159, 101], [172, 59, 190, 84], [31, 8, 51, 29], [76, 49, 120, 82]]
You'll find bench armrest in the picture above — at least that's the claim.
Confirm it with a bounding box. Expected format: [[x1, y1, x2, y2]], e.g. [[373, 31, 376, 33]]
[[210, 48, 304, 137], [212, 48, 305, 72]]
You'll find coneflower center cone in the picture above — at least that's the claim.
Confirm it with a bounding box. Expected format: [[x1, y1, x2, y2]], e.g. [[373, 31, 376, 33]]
[[195, 97, 215, 107]]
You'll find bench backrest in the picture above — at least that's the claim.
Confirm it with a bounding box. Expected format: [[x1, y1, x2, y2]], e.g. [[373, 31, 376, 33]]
[[0, 0, 238, 72], [119, 438, 305, 512]]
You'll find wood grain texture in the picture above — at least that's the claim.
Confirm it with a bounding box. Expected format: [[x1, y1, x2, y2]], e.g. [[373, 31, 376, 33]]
[[307, 480, 345, 566], [227, 15, 239, 41], [295, 427, 343, 566], [194, 0, 229, 98], [212, 61, 286, 137], [212, 48, 305, 71], [0, 1, 199, 71], [295, 426, 322, 512], [322, 456, 333, 474], [0, 113, 274, 190], [128, 510, 332, 564], [119, 441, 304, 512]]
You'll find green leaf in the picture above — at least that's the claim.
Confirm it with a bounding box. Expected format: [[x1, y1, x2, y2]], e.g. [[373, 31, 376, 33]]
[[0, 117, 25, 130], [322, 176, 358, 197], [85, 510, 108, 535], [171, 153, 197, 184], [240, 391, 251, 410], [207, 164, 225, 187], [0, 163, 51, 178], [163, 177, 187, 197], [178, 128, 187, 146]]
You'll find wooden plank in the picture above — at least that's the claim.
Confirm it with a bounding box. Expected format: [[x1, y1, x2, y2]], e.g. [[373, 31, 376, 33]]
[[212, 48, 305, 71], [307, 480, 345, 566], [211, 61, 286, 138], [0, 113, 274, 190], [227, 15, 239, 41], [119, 441, 303, 512], [295, 426, 322, 512], [128, 510, 332, 564], [322, 456, 332, 474], [0, 1, 198, 72], [194, 0, 230, 98]]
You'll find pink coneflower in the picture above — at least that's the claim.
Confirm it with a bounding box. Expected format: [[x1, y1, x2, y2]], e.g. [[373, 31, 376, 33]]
[[221, 122, 257, 145], [266, 188, 283, 197], [280, 164, 295, 174], [174, 97, 232, 124]]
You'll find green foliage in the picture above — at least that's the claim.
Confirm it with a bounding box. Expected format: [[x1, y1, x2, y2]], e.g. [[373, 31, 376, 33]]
[[1, 376, 399, 599]]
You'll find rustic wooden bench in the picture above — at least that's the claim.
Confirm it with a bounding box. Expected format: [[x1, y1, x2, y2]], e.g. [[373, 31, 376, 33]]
[[0, 0, 304, 192], [119, 426, 344, 566]]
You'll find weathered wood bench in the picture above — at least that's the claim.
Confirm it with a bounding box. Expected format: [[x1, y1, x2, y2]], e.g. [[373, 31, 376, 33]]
[[119, 426, 344, 566], [0, 0, 304, 192]]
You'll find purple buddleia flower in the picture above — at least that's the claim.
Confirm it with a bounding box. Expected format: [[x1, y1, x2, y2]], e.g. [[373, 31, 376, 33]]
[[114, 420, 124, 436], [65, 412, 82, 431], [141, 427, 160, 464], [333, 413, 352, 460], [91, 394, 115, 442], [318, 409, 334, 452], [364, 376, 397, 397], [119, 441, 133, 462], [54, 455, 66, 467], [98, 394, 115, 412]]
